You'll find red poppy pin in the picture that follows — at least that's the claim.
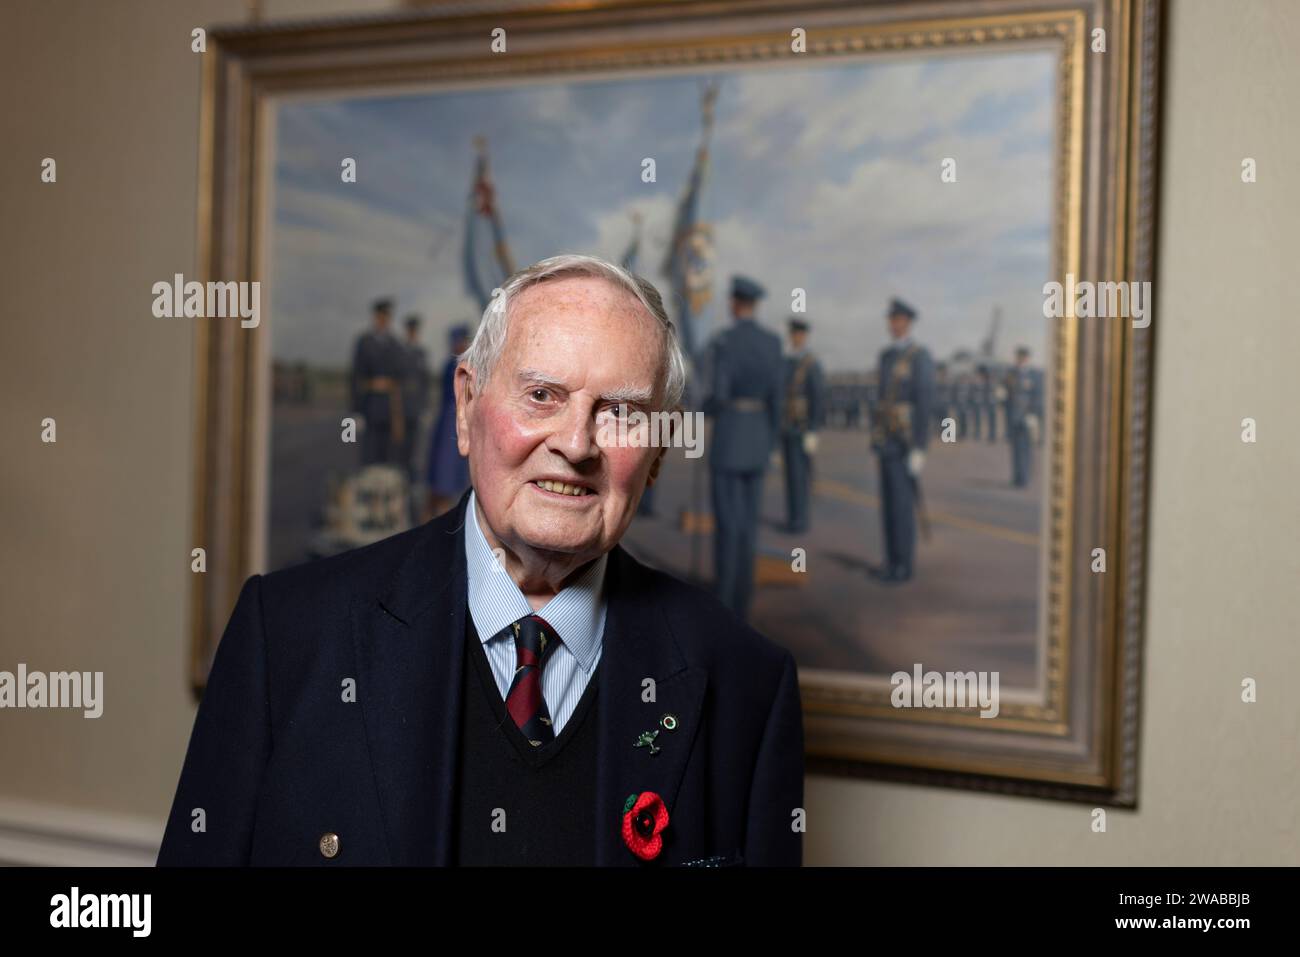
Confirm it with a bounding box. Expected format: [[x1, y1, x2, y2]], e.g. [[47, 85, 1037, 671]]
[[622, 791, 670, 861]]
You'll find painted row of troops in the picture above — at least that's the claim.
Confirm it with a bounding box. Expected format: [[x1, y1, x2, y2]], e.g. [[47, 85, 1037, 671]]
[[824, 367, 1046, 445], [348, 297, 473, 519], [350, 282, 1044, 623], [703, 276, 1044, 620]]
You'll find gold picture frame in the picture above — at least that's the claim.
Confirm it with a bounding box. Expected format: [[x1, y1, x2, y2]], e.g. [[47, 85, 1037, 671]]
[[192, 0, 1160, 805]]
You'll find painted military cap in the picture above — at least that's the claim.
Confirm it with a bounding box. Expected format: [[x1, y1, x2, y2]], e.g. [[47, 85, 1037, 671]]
[[403, 313, 422, 330], [1015, 345, 1031, 358], [371, 296, 395, 314], [887, 297, 917, 320], [449, 323, 471, 343], [731, 275, 766, 302], [788, 317, 810, 333]]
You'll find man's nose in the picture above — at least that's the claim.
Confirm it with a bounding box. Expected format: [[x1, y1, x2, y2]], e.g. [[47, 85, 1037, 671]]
[[548, 400, 598, 462]]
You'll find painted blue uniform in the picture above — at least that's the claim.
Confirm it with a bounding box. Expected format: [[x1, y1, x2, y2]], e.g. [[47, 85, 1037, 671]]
[[1005, 364, 1044, 487], [870, 338, 934, 580], [780, 348, 826, 533], [703, 314, 783, 620], [350, 328, 406, 467]]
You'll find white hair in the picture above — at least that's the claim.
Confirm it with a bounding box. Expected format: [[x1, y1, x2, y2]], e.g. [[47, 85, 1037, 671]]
[[458, 253, 688, 409]]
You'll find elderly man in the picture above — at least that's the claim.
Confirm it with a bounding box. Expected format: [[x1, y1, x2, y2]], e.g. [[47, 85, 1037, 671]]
[[158, 254, 804, 867]]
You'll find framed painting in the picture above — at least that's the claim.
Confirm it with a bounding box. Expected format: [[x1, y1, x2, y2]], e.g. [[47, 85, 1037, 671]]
[[191, 0, 1160, 805]]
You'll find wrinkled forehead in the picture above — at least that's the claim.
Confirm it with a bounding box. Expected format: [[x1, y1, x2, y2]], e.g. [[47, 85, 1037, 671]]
[[510, 274, 647, 324], [501, 276, 663, 384]]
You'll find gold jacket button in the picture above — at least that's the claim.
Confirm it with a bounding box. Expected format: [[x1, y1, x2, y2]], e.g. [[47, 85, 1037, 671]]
[[319, 832, 340, 859]]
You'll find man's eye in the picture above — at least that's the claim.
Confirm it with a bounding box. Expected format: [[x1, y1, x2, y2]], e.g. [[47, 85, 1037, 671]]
[[530, 388, 551, 402]]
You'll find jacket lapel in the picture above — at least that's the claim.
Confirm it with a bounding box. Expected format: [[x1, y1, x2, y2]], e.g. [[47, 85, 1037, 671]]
[[351, 489, 472, 865], [594, 545, 708, 866]]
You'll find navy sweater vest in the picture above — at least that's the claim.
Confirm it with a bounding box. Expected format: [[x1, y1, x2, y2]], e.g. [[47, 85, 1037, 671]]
[[452, 612, 601, 865]]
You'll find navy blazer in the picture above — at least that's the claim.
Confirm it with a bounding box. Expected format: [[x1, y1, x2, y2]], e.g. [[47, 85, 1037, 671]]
[[157, 489, 805, 866]]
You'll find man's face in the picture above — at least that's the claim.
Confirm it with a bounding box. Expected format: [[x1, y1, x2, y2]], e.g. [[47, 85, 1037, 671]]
[[455, 276, 667, 563], [887, 313, 911, 340], [373, 310, 391, 332], [789, 330, 809, 352]]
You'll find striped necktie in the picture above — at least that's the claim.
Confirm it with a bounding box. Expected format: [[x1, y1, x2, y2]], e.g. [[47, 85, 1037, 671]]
[[502, 614, 561, 747]]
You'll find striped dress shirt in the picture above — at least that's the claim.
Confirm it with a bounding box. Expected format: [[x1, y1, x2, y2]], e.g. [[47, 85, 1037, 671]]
[[463, 488, 607, 736]]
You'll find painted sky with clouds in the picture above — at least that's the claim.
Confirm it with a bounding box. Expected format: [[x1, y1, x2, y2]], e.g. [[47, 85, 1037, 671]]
[[270, 48, 1055, 372]]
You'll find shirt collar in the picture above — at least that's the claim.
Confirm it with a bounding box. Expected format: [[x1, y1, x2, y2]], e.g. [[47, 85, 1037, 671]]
[[463, 488, 607, 674]]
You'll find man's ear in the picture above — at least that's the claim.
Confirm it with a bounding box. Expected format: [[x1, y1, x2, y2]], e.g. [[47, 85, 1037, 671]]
[[454, 363, 474, 456]]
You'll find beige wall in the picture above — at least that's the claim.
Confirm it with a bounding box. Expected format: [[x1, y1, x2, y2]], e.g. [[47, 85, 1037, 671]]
[[1, 0, 1296, 864]]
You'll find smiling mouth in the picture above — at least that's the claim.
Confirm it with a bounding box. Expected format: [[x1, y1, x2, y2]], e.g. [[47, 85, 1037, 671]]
[[531, 479, 595, 497]]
